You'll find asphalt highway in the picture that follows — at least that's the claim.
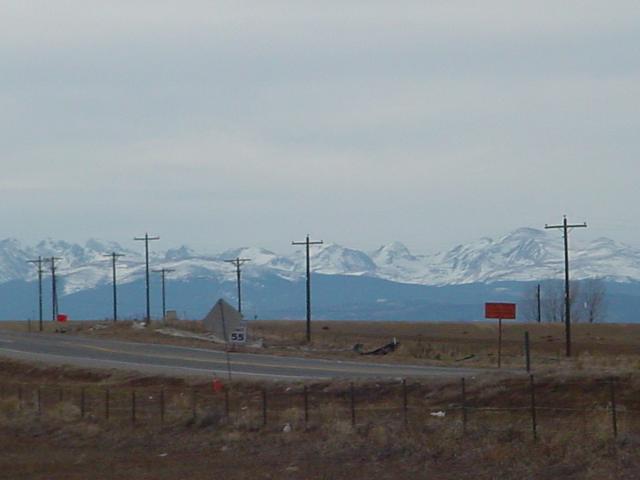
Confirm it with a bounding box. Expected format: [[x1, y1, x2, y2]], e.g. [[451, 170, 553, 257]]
[[0, 330, 505, 381]]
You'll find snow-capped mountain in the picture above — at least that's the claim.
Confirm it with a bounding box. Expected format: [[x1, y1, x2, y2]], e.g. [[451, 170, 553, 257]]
[[304, 244, 377, 276], [2, 228, 640, 296]]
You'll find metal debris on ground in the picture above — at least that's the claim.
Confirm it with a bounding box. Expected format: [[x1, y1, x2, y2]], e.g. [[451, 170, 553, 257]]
[[355, 337, 400, 356]]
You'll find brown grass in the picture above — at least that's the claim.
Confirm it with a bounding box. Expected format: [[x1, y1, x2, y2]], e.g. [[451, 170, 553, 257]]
[[249, 320, 640, 371], [0, 358, 639, 479]]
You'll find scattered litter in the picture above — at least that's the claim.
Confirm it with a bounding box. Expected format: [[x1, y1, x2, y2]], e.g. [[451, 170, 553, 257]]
[[430, 411, 446, 418], [358, 337, 400, 356], [88, 324, 109, 331], [282, 423, 292, 433], [285, 465, 299, 472], [158, 453, 168, 457], [456, 354, 475, 362]]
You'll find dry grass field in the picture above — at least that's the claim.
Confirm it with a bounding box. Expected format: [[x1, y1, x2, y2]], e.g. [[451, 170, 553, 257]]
[[1, 319, 639, 478], [0, 358, 639, 479], [250, 320, 640, 370]]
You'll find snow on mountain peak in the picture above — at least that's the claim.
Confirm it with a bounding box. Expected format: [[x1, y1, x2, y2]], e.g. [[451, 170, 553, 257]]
[[165, 245, 197, 261], [371, 241, 416, 265], [1, 228, 640, 293], [219, 247, 293, 270], [305, 243, 377, 275]]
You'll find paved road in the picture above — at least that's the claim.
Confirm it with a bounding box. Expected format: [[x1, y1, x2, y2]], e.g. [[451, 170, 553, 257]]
[[0, 330, 507, 381]]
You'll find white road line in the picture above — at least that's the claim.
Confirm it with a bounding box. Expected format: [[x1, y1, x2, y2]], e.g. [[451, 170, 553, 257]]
[[0, 331, 476, 372], [0, 348, 324, 381]]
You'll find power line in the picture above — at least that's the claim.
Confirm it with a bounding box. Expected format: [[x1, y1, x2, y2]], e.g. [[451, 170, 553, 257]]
[[545, 215, 587, 357], [26, 256, 45, 331], [224, 257, 251, 314], [134, 233, 160, 326], [104, 252, 125, 322], [292, 234, 323, 343], [152, 268, 175, 322]]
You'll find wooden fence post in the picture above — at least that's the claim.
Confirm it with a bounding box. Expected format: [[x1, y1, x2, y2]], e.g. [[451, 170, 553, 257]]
[[609, 378, 618, 439], [402, 379, 408, 428], [529, 375, 537, 441], [105, 388, 110, 421], [262, 388, 268, 427], [80, 387, 86, 419], [18, 385, 23, 410], [498, 318, 503, 368], [524, 331, 531, 373], [191, 387, 197, 422], [350, 383, 356, 427], [461, 377, 468, 435], [37, 387, 41, 416], [160, 388, 165, 424], [131, 390, 136, 425], [303, 386, 309, 427]]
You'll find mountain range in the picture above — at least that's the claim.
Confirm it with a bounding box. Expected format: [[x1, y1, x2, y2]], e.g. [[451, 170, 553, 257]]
[[1, 228, 640, 322]]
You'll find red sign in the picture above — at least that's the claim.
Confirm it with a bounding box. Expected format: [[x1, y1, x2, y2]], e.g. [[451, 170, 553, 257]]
[[485, 303, 516, 319], [56, 314, 68, 323]]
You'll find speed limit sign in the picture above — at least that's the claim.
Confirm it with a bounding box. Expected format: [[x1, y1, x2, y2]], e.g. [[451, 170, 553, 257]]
[[230, 326, 247, 344]]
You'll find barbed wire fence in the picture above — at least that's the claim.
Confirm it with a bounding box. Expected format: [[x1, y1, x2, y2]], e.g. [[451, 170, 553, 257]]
[[1, 376, 637, 441]]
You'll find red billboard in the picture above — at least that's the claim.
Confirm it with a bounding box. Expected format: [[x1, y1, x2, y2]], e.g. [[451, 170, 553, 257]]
[[485, 303, 516, 320]]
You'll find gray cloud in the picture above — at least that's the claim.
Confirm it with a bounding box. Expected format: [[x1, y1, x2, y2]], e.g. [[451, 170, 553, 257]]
[[2, 1, 639, 253]]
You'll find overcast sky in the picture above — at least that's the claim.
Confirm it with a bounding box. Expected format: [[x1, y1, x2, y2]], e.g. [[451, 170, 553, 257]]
[[2, 1, 639, 254]]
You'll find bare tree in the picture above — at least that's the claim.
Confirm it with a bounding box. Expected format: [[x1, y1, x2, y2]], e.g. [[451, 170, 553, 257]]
[[540, 279, 606, 323], [520, 284, 540, 322], [541, 280, 563, 323], [578, 278, 607, 323], [540, 280, 582, 323]]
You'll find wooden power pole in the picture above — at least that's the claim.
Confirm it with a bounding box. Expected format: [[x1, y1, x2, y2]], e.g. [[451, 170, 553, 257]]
[[545, 216, 587, 357], [104, 252, 125, 322], [224, 257, 251, 314], [134, 233, 160, 325], [292, 235, 323, 343]]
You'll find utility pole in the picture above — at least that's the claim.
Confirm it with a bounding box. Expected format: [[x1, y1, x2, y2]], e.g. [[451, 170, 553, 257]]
[[545, 216, 587, 357], [27, 257, 44, 331], [104, 252, 124, 322], [45, 257, 62, 321], [152, 268, 174, 321], [292, 235, 323, 343], [536, 283, 541, 324], [224, 257, 251, 314], [134, 233, 160, 326]]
